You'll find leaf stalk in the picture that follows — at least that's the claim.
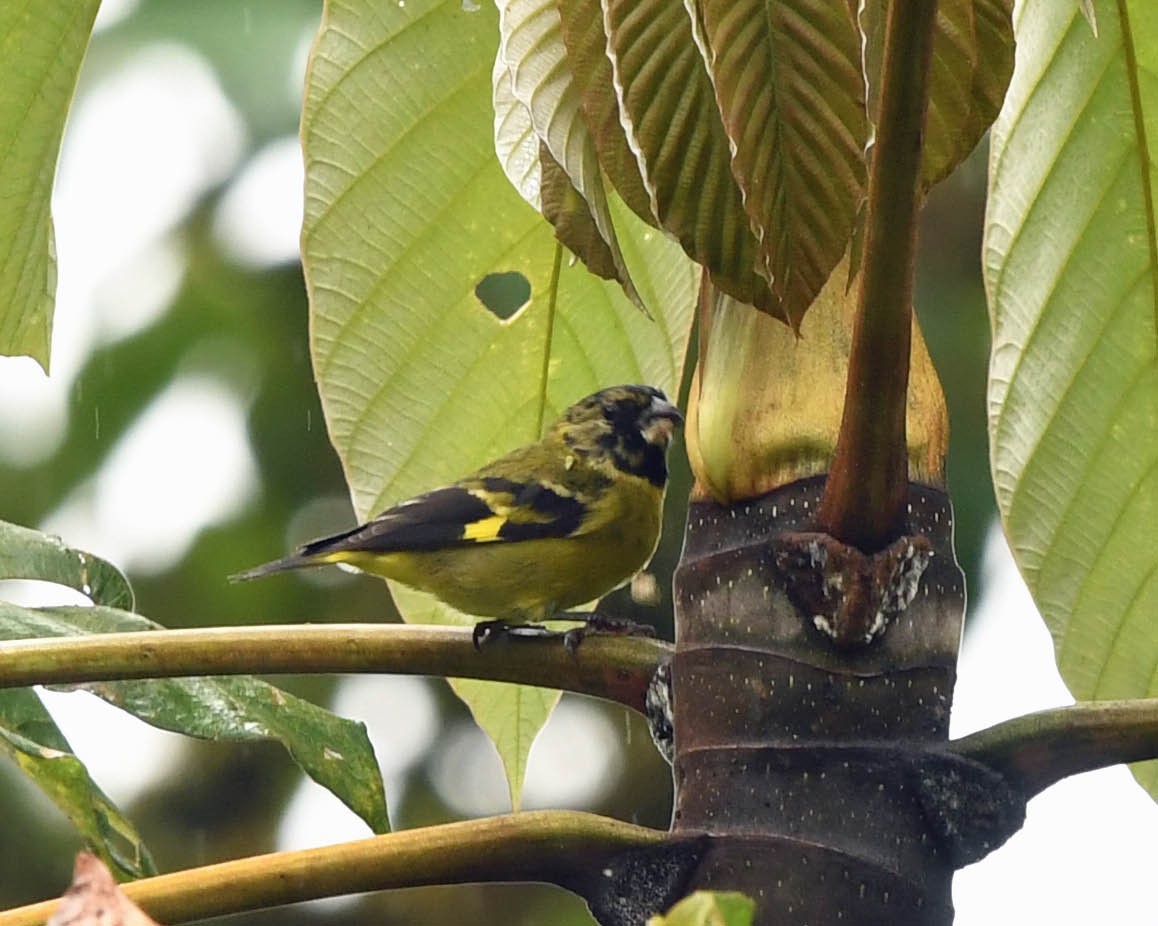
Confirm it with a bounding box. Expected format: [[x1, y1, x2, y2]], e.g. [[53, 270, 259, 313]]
[[818, 0, 939, 550]]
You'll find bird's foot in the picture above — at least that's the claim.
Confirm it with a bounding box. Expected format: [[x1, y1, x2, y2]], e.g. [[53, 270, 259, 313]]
[[562, 612, 656, 654], [471, 620, 556, 650], [471, 613, 655, 653]]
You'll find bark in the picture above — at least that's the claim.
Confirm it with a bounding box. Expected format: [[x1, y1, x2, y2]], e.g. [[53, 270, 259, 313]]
[[670, 476, 966, 924]]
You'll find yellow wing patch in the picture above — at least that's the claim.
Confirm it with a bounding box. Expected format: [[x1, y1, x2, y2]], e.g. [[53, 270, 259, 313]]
[[461, 515, 508, 542]]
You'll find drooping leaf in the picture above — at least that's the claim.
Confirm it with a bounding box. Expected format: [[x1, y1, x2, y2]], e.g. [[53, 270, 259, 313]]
[[539, 145, 628, 289], [0, 603, 390, 832], [493, 54, 543, 210], [691, 0, 868, 326], [602, 0, 774, 314], [554, 0, 655, 222], [492, 55, 636, 294], [0, 688, 154, 880], [0, 0, 101, 371], [448, 675, 561, 812], [0, 519, 134, 611], [301, 0, 695, 803], [496, 0, 641, 305], [984, 0, 1158, 796]]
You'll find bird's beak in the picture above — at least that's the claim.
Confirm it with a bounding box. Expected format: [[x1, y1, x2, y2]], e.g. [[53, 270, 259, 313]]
[[643, 395, 683, 445]]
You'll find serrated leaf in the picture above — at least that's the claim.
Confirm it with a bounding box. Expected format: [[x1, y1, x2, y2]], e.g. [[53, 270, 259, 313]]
[[0, 602, 390, 832], [984, 0, 1158, 797], [301, 0, 695, 803], [0, 688, 154, 879], [961, 0, 1015, 172], [554, 0, 654, 222], [0, 0, 100, 371], [0, 519, 134, 611], [494, 54, 543, 210], [691, 0, 867, 326], [862, 0, 1014, 189], [647, 891, 755, 926], [602, 0, 774, 314], [497, 0, 641, 306], [492, 61, 635, 292], [540, 144, 629, 289]]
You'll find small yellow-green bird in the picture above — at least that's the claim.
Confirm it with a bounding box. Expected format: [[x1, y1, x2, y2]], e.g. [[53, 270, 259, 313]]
[[232, 385, 682, 642]]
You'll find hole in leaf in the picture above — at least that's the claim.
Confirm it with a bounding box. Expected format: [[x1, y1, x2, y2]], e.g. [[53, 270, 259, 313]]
[[475, 271, 531, 320]]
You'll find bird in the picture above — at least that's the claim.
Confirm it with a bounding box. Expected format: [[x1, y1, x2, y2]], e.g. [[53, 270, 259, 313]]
[[232, 385, 683, 646]]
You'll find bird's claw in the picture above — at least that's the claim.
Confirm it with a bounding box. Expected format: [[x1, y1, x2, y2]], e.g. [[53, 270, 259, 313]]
[[472, 613, 655, 653], [584, 613, 656, 639], [472, 620, 556, 650], [562, 626, 586, 654]]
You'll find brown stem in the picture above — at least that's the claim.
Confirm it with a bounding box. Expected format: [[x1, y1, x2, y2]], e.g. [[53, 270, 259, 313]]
[[0, 812, 669, 925], [949, 699, 1158, 797], [818, 0, 938, 551], [0, 624, 670, 714]]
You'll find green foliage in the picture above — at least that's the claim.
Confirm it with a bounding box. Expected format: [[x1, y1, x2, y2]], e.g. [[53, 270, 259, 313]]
[[0, 517, 391, 855], [0, 0, 100, 371], [984, 0, 1158, 796], [301, 0, 695, 804], [0, 520, 133, 611], [0, 520, 147, 874], [0, 0, 1151, 920], [0, 687, 153, 880]]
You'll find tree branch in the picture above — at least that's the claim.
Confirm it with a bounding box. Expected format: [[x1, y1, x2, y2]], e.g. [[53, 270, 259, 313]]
[[0, 811, 672, 925], [949, 699, 1158, 797], [818, 0, 939, 551], [0, 625, 671, 714]]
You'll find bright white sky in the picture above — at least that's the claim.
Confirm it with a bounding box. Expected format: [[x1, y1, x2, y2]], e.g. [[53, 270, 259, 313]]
[[1, 24, 1154, 925]]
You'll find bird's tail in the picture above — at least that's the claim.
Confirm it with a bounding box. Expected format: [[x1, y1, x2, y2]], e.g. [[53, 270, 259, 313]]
[[229, 553, 317, 583]]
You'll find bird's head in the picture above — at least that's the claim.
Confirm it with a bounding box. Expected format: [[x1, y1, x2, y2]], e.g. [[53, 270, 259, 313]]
[[553, 385, 683, 486]]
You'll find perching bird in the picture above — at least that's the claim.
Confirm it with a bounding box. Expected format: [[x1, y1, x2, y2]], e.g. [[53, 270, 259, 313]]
[[232, 385, 682, 643]]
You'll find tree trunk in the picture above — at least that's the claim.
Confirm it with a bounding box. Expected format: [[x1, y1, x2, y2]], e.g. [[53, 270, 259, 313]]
[[671, 475, 965, 924]]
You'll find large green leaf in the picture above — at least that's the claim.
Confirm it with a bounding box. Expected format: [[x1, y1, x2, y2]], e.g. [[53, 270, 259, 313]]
[[0, 687, 154, 879], [0, 603, 390, 832], [301, 0, 695, 805], [690, 0, 867, 325], [0, 0, 100, 371], [496, 0, 640, 303], [0, 519, 134, 611], [985, 0, 1158, 796]]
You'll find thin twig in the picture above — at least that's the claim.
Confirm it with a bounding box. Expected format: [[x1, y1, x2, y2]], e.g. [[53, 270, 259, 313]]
[[0, 624, 671, 714], [949, 699, 1158, 797], [0, 811, 669, 925]]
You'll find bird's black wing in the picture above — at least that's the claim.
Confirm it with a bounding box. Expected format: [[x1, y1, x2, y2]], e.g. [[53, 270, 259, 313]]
[[299, 477, 587, 557]]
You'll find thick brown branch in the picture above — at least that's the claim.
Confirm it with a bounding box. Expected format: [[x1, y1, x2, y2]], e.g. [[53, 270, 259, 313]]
[[0, 624, 670, 714], [0, 812, 671, 926], [818, 0, 939, 551], [949, 699, 1158, 797]]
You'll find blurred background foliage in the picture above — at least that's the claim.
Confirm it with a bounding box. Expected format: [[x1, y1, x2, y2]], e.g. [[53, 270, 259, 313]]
[[0, 0, 994, 922]]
